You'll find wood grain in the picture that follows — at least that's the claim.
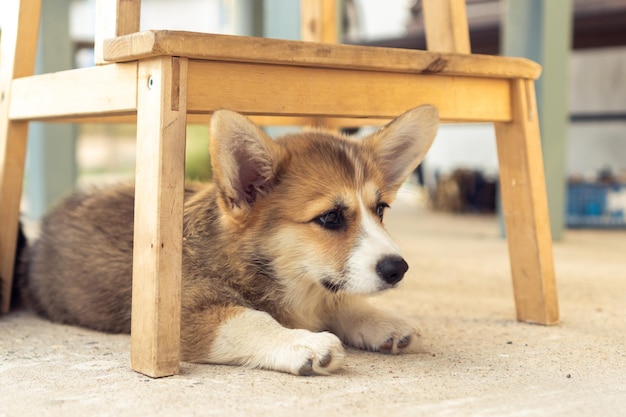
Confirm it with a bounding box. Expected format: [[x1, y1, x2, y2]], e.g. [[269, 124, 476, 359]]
[[495, 79, 559, 325], [0, 0, 41, 313], [95, 0, 141, 64], [301, 0, 337, 43], [9, 63, 138, 121], [130, 56, 187, 377], [9, 59, 514, 124], [185, 60, 513, 122], [423, 0, 471, 53], [103, 30, 541, 79]]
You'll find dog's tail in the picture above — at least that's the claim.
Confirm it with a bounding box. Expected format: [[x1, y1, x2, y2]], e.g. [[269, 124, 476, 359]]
[[0, 223, 28, 312]]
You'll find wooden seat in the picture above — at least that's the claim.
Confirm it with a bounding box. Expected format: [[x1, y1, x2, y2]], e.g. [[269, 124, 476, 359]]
[[0, 0, 559, 378]]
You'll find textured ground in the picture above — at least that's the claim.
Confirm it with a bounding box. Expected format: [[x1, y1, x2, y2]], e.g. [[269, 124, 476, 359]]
[[1, 199, 625, 417]]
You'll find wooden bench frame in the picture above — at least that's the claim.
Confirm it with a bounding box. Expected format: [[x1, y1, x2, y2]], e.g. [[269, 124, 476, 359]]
[[0, 0, 559, 378]]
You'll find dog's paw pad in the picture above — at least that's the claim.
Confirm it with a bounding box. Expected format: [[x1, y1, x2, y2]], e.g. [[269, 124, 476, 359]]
[[288, 331, 345, 376], [318, 352, 333, 368], [377, 331, 420, 354], [298, 358, 315, 376], [297, 351, 335, 376], [397, 335, 412, 349], [381, 337, 394, 351]]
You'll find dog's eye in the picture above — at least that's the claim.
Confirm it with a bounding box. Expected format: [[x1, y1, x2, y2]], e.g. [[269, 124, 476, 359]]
[[316, 209, 345, 230], [376, 202, 389, 221]]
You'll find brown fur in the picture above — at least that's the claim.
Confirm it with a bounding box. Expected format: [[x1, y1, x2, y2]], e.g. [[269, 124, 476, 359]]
[[18, 106, 439, 375]]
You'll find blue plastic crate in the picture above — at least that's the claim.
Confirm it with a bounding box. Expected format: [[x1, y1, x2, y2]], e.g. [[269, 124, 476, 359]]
[[567, 182, 626, 228]]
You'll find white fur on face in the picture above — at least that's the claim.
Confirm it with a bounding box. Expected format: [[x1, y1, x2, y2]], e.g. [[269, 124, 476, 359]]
[[343, 195, 402, 294]]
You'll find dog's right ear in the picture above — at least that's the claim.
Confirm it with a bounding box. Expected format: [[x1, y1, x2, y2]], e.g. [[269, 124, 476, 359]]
[[210, 110, 286, 222], [363, 105, 439, 194]]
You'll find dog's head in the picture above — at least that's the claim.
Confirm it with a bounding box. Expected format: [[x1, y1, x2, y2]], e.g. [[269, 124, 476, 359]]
[[210, 106, 439, 294]]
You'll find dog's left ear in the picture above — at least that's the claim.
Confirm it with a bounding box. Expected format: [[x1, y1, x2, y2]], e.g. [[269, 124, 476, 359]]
[[210, 110, 286, 221], [364, 105, 439, 191]]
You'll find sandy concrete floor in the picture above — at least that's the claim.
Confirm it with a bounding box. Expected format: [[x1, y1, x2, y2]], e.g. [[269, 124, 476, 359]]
[[1, 200, 625, 417]]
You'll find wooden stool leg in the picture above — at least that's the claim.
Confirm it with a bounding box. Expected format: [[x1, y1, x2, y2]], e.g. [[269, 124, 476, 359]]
[[0, 0, 41, 313], [0, 122, 29, 313], [131, 56, 188, 377], [495, 78, 559, 325]]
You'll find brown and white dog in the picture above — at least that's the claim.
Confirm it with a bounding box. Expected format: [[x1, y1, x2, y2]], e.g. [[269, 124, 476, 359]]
[[18, 105, 439, 376]]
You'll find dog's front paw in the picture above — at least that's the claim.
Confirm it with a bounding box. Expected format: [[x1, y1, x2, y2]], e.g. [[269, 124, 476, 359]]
[[347, 316, 422, 355], [279, 330, 346, 376]]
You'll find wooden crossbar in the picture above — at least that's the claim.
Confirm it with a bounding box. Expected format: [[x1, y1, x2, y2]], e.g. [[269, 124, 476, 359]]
[[10, 59, 512, 124]]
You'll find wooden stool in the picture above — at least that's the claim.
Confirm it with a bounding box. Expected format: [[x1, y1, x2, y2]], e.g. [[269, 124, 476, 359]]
[[0, 0, 559, 378]]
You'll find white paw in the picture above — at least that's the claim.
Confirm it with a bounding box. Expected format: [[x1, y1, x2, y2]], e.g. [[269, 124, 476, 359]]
[[347, 315, 423, 354], [277, 330, 346, 376]]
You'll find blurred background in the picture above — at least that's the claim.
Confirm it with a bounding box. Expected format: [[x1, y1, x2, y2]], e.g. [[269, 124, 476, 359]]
[[1, 0, 625, 239]]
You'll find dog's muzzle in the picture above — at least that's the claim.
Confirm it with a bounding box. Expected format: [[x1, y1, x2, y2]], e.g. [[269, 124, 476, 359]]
[[376, 256, 409, 285]]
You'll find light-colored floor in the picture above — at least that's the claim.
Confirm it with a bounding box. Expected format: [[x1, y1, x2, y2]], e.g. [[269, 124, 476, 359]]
[[1, 198, 625, 417]]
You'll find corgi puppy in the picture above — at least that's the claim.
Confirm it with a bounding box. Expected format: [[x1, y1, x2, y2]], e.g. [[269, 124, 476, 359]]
[[18, 105, 439, 376]]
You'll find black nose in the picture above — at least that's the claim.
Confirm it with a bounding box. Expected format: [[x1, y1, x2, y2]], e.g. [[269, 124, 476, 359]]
[[376, 256, 409, 285]]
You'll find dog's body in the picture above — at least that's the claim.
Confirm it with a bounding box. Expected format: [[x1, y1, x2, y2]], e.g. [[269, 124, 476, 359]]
[[18, 106, 438, 375]]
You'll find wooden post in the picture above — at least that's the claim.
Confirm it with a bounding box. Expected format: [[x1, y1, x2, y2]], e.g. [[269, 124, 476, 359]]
[[131, 56, 188, 377], [300, 0, 337, 43], [0, 0, 41, 313], [422, 0, 471, 53], [95, 0, 141, 64], [494, 79, 559, 325], [299, 0, 338, 128]]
